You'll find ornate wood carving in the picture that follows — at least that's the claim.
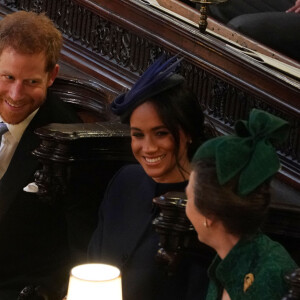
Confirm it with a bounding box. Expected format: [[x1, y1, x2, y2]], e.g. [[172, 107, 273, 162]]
[[153, 191, 214, 273], [49, 75, 116, 122], [28, 74, 129, 204], [0, 0, 298, 190], [32, 121, 133, 205]]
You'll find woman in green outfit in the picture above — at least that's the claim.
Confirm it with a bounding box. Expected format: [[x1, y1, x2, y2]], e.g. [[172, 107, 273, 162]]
[[185, 109, 298, 300]]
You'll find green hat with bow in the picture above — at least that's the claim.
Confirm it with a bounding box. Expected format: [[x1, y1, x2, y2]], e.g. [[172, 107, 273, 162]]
[[193, 109, 290, 195]]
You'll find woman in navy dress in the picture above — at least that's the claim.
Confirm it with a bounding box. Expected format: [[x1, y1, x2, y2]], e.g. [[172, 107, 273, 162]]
[[89, 55, 211, 300]]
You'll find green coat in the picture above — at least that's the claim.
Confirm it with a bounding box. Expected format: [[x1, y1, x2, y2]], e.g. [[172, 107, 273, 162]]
[[206, 232, 297, 300]]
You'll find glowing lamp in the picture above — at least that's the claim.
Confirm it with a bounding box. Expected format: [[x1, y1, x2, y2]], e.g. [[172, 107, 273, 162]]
[[67, 264, 122, 300]]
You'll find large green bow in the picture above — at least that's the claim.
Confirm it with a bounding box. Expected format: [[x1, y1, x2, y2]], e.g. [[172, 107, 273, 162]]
[[193, 109, 290, 195]]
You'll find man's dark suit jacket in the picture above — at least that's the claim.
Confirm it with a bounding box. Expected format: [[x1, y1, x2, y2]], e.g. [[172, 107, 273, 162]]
[[0, 91, 87, 299]]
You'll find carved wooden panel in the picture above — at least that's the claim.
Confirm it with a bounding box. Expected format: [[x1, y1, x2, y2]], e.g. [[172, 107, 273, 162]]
[[1, 0, 298, 191], [49, 75, 116, 122]]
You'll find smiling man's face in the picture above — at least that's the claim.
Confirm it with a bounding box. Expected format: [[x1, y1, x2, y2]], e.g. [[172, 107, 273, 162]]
[[0, 47, 58, 124]]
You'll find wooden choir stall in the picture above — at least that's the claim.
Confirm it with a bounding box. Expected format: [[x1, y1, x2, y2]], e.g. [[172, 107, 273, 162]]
[[0, 0, 299, 299]]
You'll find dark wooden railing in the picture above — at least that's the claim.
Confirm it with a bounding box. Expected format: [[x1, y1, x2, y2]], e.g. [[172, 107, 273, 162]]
[[0, 0, 298, 187]]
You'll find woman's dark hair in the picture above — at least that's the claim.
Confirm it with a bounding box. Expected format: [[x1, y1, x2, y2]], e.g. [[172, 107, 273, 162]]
[[192, 159, 271, 237]]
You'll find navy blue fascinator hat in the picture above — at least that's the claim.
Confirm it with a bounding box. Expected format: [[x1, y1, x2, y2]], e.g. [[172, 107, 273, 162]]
[[111, 54, 185, 123]]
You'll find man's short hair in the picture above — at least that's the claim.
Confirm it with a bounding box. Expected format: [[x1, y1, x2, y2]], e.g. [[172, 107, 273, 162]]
[[0, 10, 63, 72]]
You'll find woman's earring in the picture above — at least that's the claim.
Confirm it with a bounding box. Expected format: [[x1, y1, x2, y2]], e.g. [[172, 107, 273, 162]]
[[203, 219, 208, 228]]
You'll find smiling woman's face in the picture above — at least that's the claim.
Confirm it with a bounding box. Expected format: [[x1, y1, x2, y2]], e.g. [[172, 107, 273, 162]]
[[130, 101, 190, 183]]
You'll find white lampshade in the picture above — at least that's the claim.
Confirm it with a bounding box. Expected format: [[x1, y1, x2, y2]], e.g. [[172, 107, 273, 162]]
[[67, 263, 122, 300]]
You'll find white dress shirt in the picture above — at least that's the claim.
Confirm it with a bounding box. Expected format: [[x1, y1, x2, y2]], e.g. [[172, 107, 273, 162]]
[[0, 109, 38, 179]]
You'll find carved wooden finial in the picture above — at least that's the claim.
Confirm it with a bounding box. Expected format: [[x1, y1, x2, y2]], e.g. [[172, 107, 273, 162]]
[[152, 191, 192, 273], [190, 0, 228, 33], [152, 191, 214, 274]]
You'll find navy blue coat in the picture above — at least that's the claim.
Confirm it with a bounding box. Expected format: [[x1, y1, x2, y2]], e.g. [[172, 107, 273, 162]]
[[89, 164, 209, 300]]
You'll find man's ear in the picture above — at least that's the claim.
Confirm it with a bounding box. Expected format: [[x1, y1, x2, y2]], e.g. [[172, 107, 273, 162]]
[[47, 64, 59, 87]]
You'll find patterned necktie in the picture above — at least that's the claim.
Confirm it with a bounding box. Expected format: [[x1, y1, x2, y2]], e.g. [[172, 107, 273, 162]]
[[0, 122, 8, 144]]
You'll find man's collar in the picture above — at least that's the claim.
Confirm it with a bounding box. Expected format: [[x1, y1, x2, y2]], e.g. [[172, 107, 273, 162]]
[[0, 108, 39, 142]]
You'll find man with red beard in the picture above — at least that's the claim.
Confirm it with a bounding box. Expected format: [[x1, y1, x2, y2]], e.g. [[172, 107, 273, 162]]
[[0, 11, 88, 300]]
